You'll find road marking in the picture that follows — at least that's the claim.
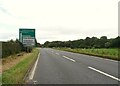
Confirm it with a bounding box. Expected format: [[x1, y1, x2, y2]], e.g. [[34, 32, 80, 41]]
[[91, 56, 118, 62], [63, 56, 76, 62], [29, 53, 40, 80], [88, 66, 120, 81], [104, 59, 118, 63], [56, 53, 59, 55]]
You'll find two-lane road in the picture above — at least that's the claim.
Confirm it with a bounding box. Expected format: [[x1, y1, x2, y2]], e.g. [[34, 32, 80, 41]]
[[27, 48, 119, 84]]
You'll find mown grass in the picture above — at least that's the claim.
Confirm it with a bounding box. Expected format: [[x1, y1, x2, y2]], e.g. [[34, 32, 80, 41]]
[[56, 48, 119, 61], [1, 48, 39, 84]]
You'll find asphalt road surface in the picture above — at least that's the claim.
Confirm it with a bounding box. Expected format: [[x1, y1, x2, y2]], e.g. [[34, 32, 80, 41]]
[[27, 48, 119, 84]]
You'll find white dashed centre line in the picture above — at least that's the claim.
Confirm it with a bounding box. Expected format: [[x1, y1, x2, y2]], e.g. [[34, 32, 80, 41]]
[[63, 56, 76, 62], [88, 66, 120, 81]]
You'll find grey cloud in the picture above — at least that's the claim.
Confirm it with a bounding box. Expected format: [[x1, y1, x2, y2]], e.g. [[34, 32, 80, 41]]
[[38, 27, 114, 36], [0, 33, 18, 41], [0, 6, 12, 16], [36, 27, 117, 44]]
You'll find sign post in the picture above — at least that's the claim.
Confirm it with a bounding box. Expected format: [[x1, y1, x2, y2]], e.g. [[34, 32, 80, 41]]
[[19, 28, 36, 47]]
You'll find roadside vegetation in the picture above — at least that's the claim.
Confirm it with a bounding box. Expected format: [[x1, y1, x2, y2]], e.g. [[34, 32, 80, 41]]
[[43, 36, 120, 60], [2, 48, 39, 84], [56, 48, 119, 60], [2, 39, 24, 58], [2, 39, 41, 58], [1, 38, 40, 84], [2, 39, 33, 58]]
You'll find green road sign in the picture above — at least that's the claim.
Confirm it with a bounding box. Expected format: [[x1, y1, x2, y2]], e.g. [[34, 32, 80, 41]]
[[19, 28, 35, 46]]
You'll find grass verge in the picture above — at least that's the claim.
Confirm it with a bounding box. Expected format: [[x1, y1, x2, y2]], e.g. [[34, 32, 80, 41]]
[[2, 48, 39, 84], [55, 48, 119, 61]]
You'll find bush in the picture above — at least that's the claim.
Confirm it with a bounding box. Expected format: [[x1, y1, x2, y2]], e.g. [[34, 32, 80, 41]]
[[2, 40, 34, 58], [2, 41, 23, 58]]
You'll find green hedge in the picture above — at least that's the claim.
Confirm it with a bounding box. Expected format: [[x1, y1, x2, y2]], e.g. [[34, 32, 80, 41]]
[[2, 39, 34, 58], [2, 40, 23, 58]]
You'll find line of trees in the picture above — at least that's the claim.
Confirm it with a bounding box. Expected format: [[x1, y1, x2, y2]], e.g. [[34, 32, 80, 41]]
[[43, 36, 120, 49]]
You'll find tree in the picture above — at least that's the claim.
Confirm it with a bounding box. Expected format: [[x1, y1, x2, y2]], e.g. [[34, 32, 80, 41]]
[[43, 36, 119, 49], [89, 37, 100, 48], [84, 37, 92, 48], [99, 36, 107, 48], [105, 42, 111, 48], [111, 36, 120, 48]]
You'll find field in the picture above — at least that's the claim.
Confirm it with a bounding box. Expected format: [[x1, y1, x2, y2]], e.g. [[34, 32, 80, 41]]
[[1, 48, 39, 84], [56, 48, 119, 61]]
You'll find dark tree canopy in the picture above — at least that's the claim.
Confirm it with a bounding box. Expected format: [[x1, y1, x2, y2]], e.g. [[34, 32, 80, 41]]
[[43, 36, 120, 49]]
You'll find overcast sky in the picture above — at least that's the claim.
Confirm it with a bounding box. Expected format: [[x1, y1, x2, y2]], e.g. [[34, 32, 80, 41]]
[[0, 0, 119, 44]]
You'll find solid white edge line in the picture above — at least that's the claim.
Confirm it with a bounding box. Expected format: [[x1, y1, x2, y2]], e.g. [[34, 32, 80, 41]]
[[104, 59, 118, 63], [88, 66, 120, 81], [56, 53, 59, 55], [63, 56, 76, 62], [92, 56, 118, 63], [29, 53, 40, 80]]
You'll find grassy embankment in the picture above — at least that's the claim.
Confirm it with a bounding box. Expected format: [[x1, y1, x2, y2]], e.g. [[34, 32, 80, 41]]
[[1, 48, 39, 84], [56, 48, 119, 61]]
